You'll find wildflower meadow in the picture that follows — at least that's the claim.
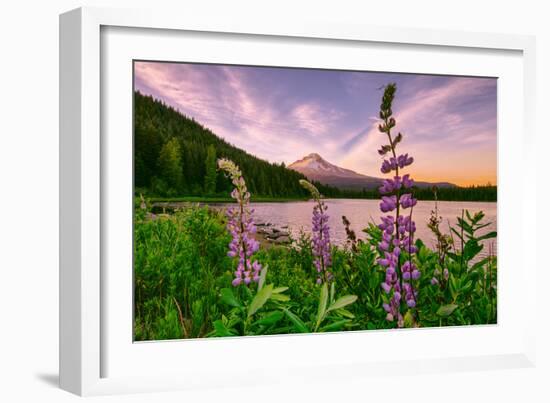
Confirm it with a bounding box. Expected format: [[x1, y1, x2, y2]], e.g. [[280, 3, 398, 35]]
[[134, 83, 497, 340]]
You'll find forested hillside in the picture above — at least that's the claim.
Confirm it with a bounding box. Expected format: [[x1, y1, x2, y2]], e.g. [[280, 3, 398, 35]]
[[134, 91, 340, 198]]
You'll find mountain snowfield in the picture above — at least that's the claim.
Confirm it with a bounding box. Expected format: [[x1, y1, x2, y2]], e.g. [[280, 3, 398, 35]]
[[288, 153, 454, 190]]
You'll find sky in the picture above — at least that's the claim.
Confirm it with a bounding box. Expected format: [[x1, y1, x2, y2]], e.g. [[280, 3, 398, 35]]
[[134, 61, 497, 186]]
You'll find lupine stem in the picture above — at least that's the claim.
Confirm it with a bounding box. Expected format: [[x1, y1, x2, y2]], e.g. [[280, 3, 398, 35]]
[[300, 179, 333, 284], [376, 83, 419, 327], [218, 158, 262, 287]]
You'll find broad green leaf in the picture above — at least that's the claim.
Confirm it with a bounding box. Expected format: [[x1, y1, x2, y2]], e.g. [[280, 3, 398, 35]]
[[272, 286, 289, 294], [220, 288, 241, 308], [436, 304, 458, 317], [269, 293, 290, 302], [457, 218, 473, 234], [447, 251, 459, 262], [247, 284, 273, 318], [258, 264, 268, 291], [316, 283, 329, 330], [330, 282, 335, 304], [461, 280, 473, 292], [327, 295, 358, 313], [213, 320, 235, 337], [253, 311, 284, 326], [463, 239, 483, 262], [449, 280, 459, 300], [320, 319, 349, 332], [471, 257, 491, 271], [335, 308, 355, 319], [451, 228, 464, 243], [476, 231, 497, 241], [472, 222, 492, 233], [403, 310, 415, 328], [283, 309, 309, 333]]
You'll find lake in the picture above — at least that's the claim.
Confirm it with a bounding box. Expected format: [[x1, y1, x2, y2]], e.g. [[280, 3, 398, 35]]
[[213, 199, 497, 255]]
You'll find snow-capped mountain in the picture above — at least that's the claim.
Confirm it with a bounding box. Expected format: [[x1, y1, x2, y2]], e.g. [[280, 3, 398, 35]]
[[288, 153, 382, 189], [288, 153, 455, 190]]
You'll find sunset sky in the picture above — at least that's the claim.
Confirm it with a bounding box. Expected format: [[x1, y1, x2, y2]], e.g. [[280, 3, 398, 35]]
[[134, 61, 497, 187]]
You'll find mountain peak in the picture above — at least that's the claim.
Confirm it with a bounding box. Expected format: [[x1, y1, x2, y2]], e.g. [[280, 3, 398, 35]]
[[288, 152, 456, 191], [288, 153, 380, 188], [304, 152, 323, 160]]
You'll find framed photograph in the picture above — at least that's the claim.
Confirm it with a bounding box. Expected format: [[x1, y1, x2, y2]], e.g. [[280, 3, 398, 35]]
[[60, 6, 537, 396]]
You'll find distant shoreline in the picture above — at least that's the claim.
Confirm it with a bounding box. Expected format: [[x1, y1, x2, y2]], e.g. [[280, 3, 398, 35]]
[[144, 195, 497, 204]]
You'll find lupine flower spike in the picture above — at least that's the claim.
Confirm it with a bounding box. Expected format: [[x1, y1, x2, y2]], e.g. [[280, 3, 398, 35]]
[[218, 158, 262, 287], [300, 179, 333, 284], [376, 84, 419, 327]]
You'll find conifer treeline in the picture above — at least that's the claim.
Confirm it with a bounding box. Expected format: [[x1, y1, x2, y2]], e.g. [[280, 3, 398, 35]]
[[134, 91, 336, 198], [134, 91, 496, 202]]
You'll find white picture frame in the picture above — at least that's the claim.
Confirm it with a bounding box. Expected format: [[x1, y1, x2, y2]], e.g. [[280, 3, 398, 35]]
[[59, 6, 537, 396]]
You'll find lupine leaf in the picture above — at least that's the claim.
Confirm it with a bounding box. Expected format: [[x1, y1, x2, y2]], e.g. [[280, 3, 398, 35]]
[[320, 319, 350, 332], [283, 309, 309, 333], [253, 311, 284, 326], [335, 308, 355, 319], [270, 293, 290, 302], [476, 231, 497, 241], [247, 284, 273, 318], [220, 288, 241, 308], [463, 239, 483, 262], [461, 280, 473, 292], [258, 264, 268, 291], [213, 320, 236, 337], [470, 257, 491, 271], [451, 227, 465, 243], [436, 304, 458, 317], [403, 311, 415, 328], [327, 295, 358, 312], [316, 283, 329, 330]]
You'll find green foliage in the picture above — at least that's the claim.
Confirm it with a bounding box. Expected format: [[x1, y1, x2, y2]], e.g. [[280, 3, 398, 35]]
[[410, 209, 497, 327], [204, 144, 217, 195], [312, 283, 357, 331], [134, 204, 497, 340], [134, 206, 232, 340]]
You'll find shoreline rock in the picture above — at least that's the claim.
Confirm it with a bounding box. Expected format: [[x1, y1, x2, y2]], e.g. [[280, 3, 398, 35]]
[[255, 225, 292, 246]]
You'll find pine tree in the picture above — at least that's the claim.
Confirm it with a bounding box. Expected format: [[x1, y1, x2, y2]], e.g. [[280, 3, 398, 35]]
[[158, 137, 183, 192], [204, 144, 217, 195]]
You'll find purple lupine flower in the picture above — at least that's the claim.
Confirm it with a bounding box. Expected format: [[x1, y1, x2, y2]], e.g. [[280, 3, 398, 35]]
[[380, 160, 392, 174], [380, 195, 398, 213], [402, 174, 414, 188], [378, 176, 404, 195], [400, 193, 418, 209], [300, 179, 333, 284], [375, 83, 420, 328], [218, 158, 262, 287], [397, 153, 414, 168]]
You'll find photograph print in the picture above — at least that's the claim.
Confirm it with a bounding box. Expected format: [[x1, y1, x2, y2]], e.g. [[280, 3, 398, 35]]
[[133, 61, 497, 341]]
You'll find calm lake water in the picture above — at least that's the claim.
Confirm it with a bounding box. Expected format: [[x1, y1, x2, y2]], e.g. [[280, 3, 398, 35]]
[[213, 199, 497, 255]]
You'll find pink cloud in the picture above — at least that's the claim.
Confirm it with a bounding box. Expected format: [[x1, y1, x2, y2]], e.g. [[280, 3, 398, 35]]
[[341, 77, 496, 185]]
